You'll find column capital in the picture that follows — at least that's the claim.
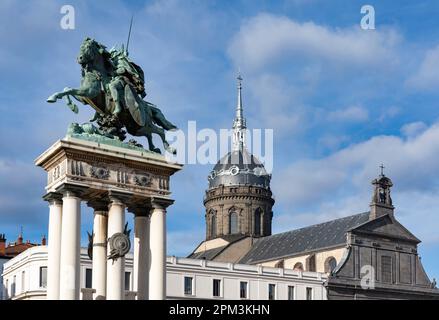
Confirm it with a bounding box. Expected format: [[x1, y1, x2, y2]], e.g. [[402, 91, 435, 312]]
[[43, 192, 63, 205], [108, 191, 131, 206], [56, 184, 88, 198], [128, 199, 152, 217], [87, 199, 109, 212], [151, 197, 174, 210]]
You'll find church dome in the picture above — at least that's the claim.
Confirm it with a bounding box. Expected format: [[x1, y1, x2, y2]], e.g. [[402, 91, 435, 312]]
[[208, 148, 271, 189]]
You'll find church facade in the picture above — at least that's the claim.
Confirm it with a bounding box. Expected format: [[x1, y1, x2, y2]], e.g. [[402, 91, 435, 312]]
[[189, 76, 439, 300]]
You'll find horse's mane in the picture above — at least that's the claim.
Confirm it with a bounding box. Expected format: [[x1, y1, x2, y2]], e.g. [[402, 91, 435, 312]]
[[86, 38, 114, 74]]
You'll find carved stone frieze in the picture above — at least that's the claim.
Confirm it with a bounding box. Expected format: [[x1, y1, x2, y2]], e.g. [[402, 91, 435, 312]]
[[90, 166, 110, 180]]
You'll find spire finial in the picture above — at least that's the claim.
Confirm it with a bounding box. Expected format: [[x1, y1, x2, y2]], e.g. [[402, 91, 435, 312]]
[[233, 72, 246, 151], [380, 164, 385, 176]]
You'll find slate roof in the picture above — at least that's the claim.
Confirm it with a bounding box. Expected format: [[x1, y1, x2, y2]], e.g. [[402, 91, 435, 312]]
[[188, 234, 247, 260], [239, 212, 370, 264], [189, 246, 228, 260], [208, 149, 270, 189]]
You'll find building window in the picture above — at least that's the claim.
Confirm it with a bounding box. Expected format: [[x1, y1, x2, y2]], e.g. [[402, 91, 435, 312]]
[[11, 275, 16, 297], [293, 262, 303, 271], [213, 279, 221, 297], [381, 256, 392, 283], [307, 254, 316, 272], [268, 283, 276, 300], [125, 272, 131, 291], [85, 268, 92, 289], [288, 286, 295, 300], [184, 276, 193, 295], [325, 257, 337, 273], [39, 266, 47, 288], [254, 208, 262, 235], [229, 211, 238, 234], [240, 281, 248, 299], [306, 287, 313, 300], [211, 213, 216, 238], [21, 271, 26, 293]]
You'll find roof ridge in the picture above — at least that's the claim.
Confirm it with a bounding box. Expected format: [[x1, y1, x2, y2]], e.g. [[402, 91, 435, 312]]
[[265, 211, 370, 239]]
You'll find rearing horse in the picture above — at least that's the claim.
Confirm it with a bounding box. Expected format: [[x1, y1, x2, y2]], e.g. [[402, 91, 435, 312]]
[[47, 37, 176, 154]]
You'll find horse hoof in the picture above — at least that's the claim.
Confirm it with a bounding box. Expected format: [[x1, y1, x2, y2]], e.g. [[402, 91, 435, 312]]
[[152, 148, 161, 154], [47, 94, 58, 103], [167, 147, 177, 155]]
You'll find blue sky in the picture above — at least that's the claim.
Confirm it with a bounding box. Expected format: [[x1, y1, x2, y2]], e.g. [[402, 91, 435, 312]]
[[1, 0, 439, 281]]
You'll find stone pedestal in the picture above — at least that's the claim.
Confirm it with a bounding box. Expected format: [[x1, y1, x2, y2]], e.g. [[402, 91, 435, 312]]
[[36, 136, 182, 300]]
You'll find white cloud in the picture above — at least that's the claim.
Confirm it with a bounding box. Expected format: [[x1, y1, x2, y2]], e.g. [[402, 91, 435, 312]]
[[273, 119, 439, 207], [377, 105, 400, 122], [318, 134, 350, 150], [327, 105, 369, 122], [228, 13, 401, 71], [247, 73, 307, 136], [271, 119, 439, 247], [406, 44, 439, 91], [401, 121, 428, 138]]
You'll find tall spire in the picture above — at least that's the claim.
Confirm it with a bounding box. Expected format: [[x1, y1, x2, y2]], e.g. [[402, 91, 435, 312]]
[[232, 73, 247, 151]]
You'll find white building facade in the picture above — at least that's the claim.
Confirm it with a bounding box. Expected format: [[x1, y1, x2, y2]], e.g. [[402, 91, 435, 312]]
[[2, 246, 327, 300]]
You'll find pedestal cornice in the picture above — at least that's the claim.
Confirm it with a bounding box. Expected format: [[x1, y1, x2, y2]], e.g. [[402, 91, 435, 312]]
[[35, 137, 183, 204]]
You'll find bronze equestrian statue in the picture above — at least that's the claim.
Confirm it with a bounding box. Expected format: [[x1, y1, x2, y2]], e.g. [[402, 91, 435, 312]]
[[47, 37, 177, 154]]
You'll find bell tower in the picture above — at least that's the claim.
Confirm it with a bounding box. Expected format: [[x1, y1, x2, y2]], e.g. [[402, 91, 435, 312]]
[[369, 165, 394, 220], [204, 75, 274, 240]]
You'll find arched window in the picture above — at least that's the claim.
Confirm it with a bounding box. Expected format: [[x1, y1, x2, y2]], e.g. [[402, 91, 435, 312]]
[[324, 257, 337, 273], [275, 260, 284, 268], [254, 208, 262, 235], [306, 254, 316, 272], [211, 213, 216, 238], [293, 262, 303, 271], [229, 211, 239, 234]]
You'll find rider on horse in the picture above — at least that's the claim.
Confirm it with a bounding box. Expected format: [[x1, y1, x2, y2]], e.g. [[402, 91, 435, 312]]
[[108, 45, 146, 116]]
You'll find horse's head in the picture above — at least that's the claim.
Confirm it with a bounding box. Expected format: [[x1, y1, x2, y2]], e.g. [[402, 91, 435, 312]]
[[77, 37, 106, 67]]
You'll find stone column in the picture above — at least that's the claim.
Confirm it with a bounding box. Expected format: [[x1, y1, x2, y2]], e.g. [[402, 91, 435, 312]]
[[87, 200, 108, 300], [132, 206, 151, 300], [59, 189, 82, 300], [106, 195, 126, 300], [44, 193, 63, 300], [149, 199, 172, 300]]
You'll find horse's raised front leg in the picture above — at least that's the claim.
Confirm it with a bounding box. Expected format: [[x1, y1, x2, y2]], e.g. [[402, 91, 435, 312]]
[[47, 86, 99, 103]]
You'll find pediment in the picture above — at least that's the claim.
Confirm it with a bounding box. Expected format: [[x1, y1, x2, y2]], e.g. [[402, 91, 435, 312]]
[[352, 214, 420, 243]]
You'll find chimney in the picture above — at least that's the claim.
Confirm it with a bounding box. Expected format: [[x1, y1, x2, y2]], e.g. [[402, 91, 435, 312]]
[[370, 167, 394, 220], [41, 235, 47, 246], [0, 234, 6, 255]]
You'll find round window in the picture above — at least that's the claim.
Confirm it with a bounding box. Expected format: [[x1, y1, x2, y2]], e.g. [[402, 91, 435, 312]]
[[230, 166, 239, 176]]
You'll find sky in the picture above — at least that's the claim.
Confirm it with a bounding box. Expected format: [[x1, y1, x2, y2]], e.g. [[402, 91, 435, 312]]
[[0, 0, 438, 281]]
